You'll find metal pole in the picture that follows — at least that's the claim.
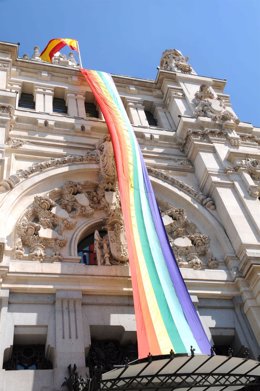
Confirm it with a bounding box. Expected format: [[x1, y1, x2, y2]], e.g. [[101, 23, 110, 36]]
[[77, 41, 83, 68]]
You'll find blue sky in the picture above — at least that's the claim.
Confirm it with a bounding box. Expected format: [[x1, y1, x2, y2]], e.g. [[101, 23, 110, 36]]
[[0, 0, 259, 125]]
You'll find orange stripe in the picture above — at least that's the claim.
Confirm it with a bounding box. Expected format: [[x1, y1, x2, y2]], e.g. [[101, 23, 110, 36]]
[[83, 70, 161, 356]]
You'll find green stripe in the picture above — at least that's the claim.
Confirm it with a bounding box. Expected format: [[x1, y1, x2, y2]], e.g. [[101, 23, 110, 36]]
[[129, 129, 186, 353]]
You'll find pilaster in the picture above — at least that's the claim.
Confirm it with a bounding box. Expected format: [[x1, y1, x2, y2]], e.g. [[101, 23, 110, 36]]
[[154, 105, 172, 130], [66, 92, 78, 117], [54, 290, 86, 369], [0, 290, 10, 368], [76, 94, 86, 118]]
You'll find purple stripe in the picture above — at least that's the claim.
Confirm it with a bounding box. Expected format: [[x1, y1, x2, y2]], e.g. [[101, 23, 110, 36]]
[[138, 147, 211, 355]]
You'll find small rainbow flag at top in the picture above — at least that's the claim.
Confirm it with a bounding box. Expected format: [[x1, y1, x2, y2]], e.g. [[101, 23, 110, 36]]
[[81, 69, 212, 359], [40, 38, 78, 63]]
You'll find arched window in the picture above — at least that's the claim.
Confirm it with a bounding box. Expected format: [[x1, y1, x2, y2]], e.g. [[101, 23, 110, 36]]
[[77, 230, 107, 265]]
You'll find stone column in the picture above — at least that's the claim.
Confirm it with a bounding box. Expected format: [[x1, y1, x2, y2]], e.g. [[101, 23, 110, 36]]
[[125, 100, 142, 125], [76, 94, 86, 118], [66, 93, 78, 117], [44, 88, 54, 113], [34, 86, 45, 112], [0, 290, 10, 369], [9, 83, 21, 108], [0, 62, 9, 90], [154, 105, 172, 130], [54, 291, 85, 368], [0, 105, 13, 159], [136, 103, 149, 127]]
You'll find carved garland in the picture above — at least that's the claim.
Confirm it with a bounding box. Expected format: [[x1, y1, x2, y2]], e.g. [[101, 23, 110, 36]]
[[0, 152, 99, 193]]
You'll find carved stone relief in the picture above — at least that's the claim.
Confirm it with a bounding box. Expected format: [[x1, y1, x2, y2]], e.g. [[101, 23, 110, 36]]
[[227, 158, 260, 198], [193, 84, 240, 126], [0, 104, 14, 117], [15, 195, 75, 262], [6, 138, 25, 149], [14, 179, 129, 264], [105, 189, 129, 263], [160, 203, 218, 270], [97, 135, 116, 191], [181, 127, 241, 151], [0, 104, 15, 133], [160, 49, 193, 74]]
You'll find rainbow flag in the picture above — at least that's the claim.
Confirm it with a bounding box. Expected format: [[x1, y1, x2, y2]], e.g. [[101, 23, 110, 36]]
[[81, 69, 212, 358], [40, 38, 78, 63]]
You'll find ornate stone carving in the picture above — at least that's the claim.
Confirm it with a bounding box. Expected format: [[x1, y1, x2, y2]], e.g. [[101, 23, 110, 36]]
[[0, 104, 14, 117], [230, 158, 260, 198], [6, 138, 24, 148], [235, 158, 260, 181], [148, 166, 216, 210], [0, 63, 9, 70], [160, 49, 192, 74], [161, 205, 218, 269], [94, 230, 112, 266], [49, 182, 94, 218], [0, 152, 99, 193], [105, 189, 128, 263], [97, 136, 116, 190], [14, 177, 129, 264], [181, 127, 241, 151], [31, 46, 41, 61], [15, 195, 75, 262], [193, 84, 240, 126]]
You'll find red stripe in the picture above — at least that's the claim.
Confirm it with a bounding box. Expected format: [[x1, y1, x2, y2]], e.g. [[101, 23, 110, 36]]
[[49, 41, 66, 61], [80, 69, 161, 358], [40, 39, 56, 59]]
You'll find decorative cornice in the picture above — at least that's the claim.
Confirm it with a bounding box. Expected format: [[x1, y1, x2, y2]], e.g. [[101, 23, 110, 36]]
[[181, 127, 241, 152], [0, 152, 99, 193], [148, 166, 216, 210]]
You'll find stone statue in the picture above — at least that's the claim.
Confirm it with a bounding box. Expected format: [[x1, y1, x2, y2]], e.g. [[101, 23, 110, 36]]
[[160, 49, 193, 73]]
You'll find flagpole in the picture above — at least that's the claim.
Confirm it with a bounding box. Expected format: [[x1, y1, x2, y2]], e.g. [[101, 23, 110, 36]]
[[77, 41, 83, 69]]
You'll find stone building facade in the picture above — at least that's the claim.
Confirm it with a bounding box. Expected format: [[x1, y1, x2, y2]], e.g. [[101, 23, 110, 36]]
[[0, 42, 259, 390]]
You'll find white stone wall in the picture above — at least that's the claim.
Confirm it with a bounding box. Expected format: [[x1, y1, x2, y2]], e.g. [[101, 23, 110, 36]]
[[0, 41, 259, 390]]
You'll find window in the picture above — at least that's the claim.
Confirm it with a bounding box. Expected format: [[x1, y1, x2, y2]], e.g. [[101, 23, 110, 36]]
[[3, 325, 52, 370], [85, 102, 99, 118], [53, 97, 67, 114], [145, 110, 158, 127], [77, 230, 107, 265], [86, 326, 137, 376], [3, 344, 52, 370], [211, 329, 252, 358], [18, 93, 35, 110]]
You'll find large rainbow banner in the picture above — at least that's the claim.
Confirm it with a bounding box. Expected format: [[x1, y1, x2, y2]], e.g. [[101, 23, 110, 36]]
[[81, 69, 212, 359]]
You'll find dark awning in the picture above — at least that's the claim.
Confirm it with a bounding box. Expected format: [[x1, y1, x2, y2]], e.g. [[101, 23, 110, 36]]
[[101, 354, 260, 391]]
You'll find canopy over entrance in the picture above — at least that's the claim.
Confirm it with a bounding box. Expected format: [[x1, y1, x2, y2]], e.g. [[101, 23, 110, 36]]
[[101, 354, 260, 391]]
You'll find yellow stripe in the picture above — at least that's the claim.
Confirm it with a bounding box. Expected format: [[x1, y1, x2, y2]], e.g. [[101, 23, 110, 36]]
[[40, 39, 61, 62], [63, 38, 78, 50], [91, 73, 172, 352]]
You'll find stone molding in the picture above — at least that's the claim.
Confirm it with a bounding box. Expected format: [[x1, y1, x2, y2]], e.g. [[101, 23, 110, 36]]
[[0, 152, 99, 193], [148, 166, 216, 210], [181, 127, 241, 152]]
